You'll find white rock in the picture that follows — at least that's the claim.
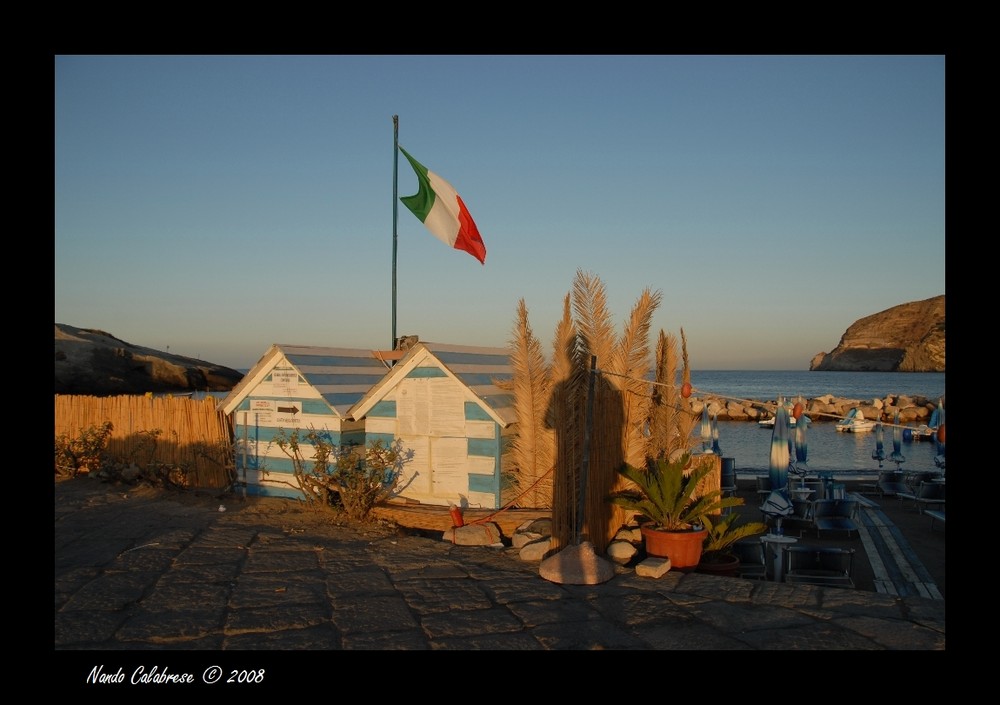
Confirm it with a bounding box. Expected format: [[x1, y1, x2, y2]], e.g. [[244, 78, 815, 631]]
[[538, 541, 615, 585], [512, 531, 544, 549], [445, 522, 502, 546], [605, 540, 638, 565], [635, 556, 672, 578]]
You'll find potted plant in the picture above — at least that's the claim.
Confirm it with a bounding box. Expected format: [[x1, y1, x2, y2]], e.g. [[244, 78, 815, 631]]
[[608, 452, 743, 570], [696, 511, 768, 576]]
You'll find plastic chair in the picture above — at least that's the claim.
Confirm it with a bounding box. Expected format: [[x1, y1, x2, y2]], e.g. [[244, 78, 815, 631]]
[[755, 476, 772, 505], [732, 539, 767, 580], [720, 458, 737, 498], [803, 479, 825, 500], [782, 545, 856, 588]]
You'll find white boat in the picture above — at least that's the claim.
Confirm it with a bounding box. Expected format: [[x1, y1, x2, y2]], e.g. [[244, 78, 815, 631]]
[[835, 407, 876, 433], [758, 414, 797, 428], [905, 424, 935, 442]]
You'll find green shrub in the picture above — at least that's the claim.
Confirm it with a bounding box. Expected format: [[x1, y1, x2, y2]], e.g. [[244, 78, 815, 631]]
[[55, 421, 114, 478], [273, 428, 404, 522]]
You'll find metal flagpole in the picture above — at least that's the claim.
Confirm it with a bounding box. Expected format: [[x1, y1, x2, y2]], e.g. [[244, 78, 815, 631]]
[[392, 115, 399, 351]]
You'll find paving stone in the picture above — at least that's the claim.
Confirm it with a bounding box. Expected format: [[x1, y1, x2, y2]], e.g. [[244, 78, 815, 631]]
[[330, 595, 419, 633], [53, 478, 946, 652]]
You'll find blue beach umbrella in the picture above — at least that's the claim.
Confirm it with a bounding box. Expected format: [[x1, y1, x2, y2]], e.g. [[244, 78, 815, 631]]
[[701, 404, 712, 453], [768, 404, 791, 491], [790, 413, 810, 484], [934, 404, 946, 470], [872, 422, 886, 469], [890, 412, 906, 466], [929, 399, 943, 431], [711, 413, 722, 455], [761, 404, 794, 534], [794, 414, 810, 466]]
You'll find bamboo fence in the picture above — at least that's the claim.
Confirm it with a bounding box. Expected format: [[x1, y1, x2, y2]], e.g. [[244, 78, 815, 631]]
[[54, 394, 235, 487]]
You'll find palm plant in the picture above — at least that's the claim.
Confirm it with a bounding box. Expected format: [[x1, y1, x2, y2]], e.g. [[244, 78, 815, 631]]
[[700, 512, 768, 559], [608, 453, 742, 531]]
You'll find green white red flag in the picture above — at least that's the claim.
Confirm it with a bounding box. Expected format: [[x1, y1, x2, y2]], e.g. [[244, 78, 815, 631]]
[[398, 146, 487, 265]]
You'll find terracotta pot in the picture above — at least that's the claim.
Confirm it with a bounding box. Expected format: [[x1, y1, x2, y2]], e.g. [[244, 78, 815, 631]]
[[696, 552, 740, 577], [640, 525, 707, 570]]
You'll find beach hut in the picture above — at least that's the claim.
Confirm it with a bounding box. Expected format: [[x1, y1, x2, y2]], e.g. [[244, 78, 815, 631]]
[[348, 341, 516, 510], [217, 344, 393, 498]]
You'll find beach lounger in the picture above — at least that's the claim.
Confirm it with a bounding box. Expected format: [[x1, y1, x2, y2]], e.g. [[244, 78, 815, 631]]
[[861, 470, 906, 497], [902, 471, 939, 494], [812, 498, 859, 538], [926, 509, 945, 531], [732, 539, 767, 580], [897, 481, 945, 514]]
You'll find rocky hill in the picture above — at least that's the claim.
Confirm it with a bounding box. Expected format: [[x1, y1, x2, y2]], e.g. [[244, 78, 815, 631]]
[[55, 324, 244, 396], [809, 295, 945, 372]]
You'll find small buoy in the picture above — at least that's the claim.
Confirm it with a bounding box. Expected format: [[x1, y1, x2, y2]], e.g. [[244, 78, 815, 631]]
[[449, 504, 464, 527], [792, 402, 804, 420], [937, 423, 945, 444], [681, 382, 692, 398]]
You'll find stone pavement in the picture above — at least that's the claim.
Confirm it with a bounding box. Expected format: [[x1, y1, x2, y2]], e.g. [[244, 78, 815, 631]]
[[55, 477, 944, 662]]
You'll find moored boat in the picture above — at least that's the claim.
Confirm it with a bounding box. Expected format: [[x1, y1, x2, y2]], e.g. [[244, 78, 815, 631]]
[[835, 407, 876, 433], [758, 415, 797, 428], [904, 424, 935, 442]]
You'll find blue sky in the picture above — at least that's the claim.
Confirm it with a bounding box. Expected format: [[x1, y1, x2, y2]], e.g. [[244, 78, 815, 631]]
[[54, 55, 945, 371]]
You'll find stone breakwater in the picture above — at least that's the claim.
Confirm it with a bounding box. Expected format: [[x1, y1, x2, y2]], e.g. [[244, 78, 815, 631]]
[[690, 392, 943, 425]]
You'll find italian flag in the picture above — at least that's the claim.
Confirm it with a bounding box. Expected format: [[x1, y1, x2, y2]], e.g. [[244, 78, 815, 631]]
[[399, 146, 487, 265]]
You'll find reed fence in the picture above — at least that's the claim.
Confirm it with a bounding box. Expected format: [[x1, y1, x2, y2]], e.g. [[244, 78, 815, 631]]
[[54, 394, 235, 488]]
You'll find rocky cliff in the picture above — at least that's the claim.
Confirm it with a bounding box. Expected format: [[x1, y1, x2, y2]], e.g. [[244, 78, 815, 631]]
[[55, 324, 244, 395], [809, 295, 945, 372]]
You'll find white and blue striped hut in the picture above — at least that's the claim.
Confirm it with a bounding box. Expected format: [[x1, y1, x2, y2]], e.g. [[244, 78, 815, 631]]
[[348, 341, 516, 510], [218, 344, 393, 498]]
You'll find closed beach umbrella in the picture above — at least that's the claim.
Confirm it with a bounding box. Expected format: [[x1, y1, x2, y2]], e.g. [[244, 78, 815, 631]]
[[929, 399, 943, 431], [790, 413, 810, 484], [872, 422, 886, 468], [762, 404, 793, 534], [890, 412, 906, 466], [768, 404, 791, 491], [701, 404, 712, 453], [934, 404, 946, 469], [794, 414, 810, 467], [711, 413, 722, 455]]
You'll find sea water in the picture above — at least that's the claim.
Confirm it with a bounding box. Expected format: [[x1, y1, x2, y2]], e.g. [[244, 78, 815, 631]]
[[688, 370, 945, 477], [688, 370, 944, 404]]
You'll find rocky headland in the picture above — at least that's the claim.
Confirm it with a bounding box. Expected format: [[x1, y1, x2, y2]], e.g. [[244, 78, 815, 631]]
[[54, 324, 244, 396], [810, 295, 945, 372]]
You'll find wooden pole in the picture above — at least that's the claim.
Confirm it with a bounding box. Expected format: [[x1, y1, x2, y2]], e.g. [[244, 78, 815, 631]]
[[576, 355, 597, 544]]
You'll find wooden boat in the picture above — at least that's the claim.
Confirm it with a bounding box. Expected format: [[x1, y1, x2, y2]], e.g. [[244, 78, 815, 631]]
[[371, 499, 550, 536]]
